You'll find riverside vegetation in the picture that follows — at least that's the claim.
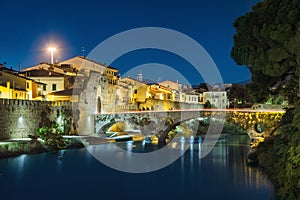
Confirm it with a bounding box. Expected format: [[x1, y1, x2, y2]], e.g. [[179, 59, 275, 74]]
[[249, 107, 300, 199], [0, 123, 83, 158], [231, 0, 300, 199]]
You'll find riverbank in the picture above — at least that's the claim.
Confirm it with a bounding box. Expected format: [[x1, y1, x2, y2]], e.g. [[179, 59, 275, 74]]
[[248, 108, 300, 200], [0, 137, 84, 158]]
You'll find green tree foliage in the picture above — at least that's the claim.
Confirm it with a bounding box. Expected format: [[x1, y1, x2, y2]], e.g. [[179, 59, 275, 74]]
[[203, 100, 212, 108], [227, 84, 250, 107], [36, 123, 66, 150], [231, 0, 300, 103], [255, 108, 300, 200], [232, 1, 300, 199]]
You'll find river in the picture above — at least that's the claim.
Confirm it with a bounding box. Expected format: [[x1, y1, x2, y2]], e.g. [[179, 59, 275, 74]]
[[0, 134, 274, 200]]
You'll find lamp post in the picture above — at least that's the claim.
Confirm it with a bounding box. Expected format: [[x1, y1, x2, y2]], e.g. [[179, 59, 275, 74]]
[[48, 47, 56, 64]]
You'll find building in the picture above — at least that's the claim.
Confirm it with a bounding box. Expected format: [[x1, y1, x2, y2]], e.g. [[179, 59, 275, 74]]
[[159, 80, 182, 91], [46, 88, 79, 102], [203, 91, 228, 108], [120, 77, 147, 104], [0, 82, 27, 99], [59, 56, 119, 84], [21, 56, 120, 105], [23, 62, 67, 75], [0, 67, 44, 100], [19, 69, 65, 96], [185, 93, 199, 104]]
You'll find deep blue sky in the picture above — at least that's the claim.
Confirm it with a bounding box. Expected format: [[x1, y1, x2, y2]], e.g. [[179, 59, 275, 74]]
[[0, 0, 260, 84]]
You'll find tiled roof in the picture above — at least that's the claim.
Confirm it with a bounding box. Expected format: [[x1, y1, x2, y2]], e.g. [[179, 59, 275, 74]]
[[81, 56, 119, 70], [59, 56, 119, 71], [47, 88, 81, 96], [20, 69, 64, 77]]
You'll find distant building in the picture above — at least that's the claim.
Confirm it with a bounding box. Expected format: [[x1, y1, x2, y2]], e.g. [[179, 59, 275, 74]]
[[185, 93, 199, 104], [159, 80, 181, 91], [203, 91, 228, 108], [120, 77, 148, 104]]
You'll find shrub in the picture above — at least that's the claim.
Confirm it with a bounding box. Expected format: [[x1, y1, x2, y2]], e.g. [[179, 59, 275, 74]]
[[36, 123, 66, 150]]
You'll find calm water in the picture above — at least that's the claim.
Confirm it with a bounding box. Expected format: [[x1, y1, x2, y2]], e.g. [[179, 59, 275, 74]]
[[0, 135, 274, 200]]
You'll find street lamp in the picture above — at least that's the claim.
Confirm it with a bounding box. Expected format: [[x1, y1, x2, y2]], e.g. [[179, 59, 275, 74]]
[[48, 47, 56, 64]]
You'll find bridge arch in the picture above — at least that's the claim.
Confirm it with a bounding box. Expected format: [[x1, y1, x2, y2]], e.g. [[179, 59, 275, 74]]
[[94, 109, 285, 143]]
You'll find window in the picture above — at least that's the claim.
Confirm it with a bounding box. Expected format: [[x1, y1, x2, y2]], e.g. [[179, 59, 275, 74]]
[[52, 84, 57, 91], [16, 93, 18, 98], [26, 82, 29, 89], [43, 85, 46, 91]]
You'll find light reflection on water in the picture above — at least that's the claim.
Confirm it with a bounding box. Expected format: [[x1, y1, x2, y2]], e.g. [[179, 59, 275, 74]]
[[0, 134, 275, 200]]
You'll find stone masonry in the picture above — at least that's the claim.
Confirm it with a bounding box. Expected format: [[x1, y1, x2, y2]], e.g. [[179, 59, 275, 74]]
[[0, 99, 73, 140]]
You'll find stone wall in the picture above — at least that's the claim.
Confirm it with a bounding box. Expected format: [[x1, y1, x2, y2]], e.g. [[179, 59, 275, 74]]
[[0, 99, 73, 140]]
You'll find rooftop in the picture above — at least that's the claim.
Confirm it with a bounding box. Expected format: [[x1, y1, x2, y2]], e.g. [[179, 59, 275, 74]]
[[19, 69, 64, 77]]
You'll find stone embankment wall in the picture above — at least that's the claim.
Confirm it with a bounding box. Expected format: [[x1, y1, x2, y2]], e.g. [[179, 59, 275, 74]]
[[0, 99, 73, 140]]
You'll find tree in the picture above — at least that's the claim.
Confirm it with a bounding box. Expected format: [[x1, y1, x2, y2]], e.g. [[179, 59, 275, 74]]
[[36, 123, 66, 150], [227, 84, 250, 107], [232, 1, 300, 199], [203, 100, 212, 108], [231, 0, 300, 104]]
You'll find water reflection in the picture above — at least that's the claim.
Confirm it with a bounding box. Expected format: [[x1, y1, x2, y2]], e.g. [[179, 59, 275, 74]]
[[6, 154, 27, 179], [0, 135, 275, 200], [56, 150, 65, 172]]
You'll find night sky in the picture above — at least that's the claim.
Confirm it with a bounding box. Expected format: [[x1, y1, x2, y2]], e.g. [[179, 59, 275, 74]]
[[0, 0, 260, 84]]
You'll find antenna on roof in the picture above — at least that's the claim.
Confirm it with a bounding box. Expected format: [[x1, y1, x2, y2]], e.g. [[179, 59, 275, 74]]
[[81, 47, 86, 58], [157, 77, 163, 83], [137, 71, 143, 82]]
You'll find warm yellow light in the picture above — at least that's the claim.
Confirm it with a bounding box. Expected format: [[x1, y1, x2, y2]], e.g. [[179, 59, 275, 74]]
[[48, 47, 57, 64], [48, 47, 56, 52]]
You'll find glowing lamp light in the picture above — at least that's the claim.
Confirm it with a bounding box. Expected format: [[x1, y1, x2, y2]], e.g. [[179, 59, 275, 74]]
[[48, 47, 56, 64]]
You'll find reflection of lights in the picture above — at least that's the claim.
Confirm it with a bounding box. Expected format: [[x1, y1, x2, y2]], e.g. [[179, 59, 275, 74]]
[[198, 142, 201, 160], [17, 154, 27, 173], [57, 150, 65, 172], [180, 136, 185, 143], [190, 136, 194, 144], [126, 141, 133, 152], [171, 142, 178, 149], [190, 141, 194, 171]]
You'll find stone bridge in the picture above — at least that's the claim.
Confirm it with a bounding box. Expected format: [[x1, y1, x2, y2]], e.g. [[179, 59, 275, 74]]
[[93, 109, 285, 143]]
